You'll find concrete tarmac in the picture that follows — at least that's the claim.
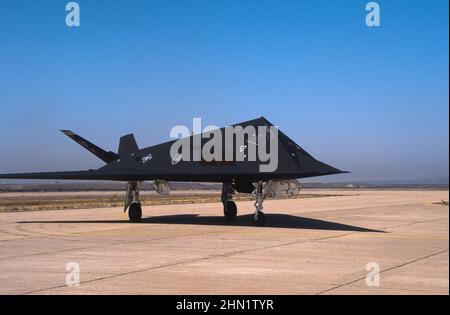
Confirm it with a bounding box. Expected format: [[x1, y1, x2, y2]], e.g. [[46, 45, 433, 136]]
[[0, 189, 448, 295]]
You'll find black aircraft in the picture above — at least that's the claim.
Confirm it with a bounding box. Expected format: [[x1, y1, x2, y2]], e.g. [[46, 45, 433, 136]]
[[0, 117, 347, 225]]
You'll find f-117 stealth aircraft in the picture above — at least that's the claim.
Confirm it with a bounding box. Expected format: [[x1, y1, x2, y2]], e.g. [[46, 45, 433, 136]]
[[0, 117, 347, 225]]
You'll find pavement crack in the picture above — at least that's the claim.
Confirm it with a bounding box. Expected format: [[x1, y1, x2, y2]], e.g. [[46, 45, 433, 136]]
[[21, 231, 358, 295], [315, 248, 449, 295]]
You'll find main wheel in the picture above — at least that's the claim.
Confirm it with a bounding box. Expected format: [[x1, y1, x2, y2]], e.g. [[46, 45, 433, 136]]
[[129, 202, 142, 223], [253, 211, 266, 226], [223, 201, 237, 220]]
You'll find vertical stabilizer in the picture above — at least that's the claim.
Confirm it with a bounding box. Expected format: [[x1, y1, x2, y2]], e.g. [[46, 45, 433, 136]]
[[118, 134, 138, 156]]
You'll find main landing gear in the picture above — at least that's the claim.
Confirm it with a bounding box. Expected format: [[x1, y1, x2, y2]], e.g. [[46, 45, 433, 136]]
[[221, 181, 266, 226], [221, 183, 237, 220], [125, 181, 142, 223], [128, 202, 142, 223]]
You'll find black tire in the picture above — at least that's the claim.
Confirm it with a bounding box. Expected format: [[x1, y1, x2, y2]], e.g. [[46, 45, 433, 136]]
[[254, 211, 266, 226], [223, 201, 237, 220], [129, 202, 142, 223]]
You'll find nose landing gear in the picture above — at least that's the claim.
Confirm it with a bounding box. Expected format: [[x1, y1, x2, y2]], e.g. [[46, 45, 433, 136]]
[[221, 181, 267, 226], [253, 181, 266, 226]]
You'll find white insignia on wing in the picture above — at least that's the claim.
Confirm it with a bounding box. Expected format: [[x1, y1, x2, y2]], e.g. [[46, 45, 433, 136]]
[[142, 153, 153, 163]]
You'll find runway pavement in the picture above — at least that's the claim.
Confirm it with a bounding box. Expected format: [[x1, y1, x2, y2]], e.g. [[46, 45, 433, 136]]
[[0, 189, 448, 295]]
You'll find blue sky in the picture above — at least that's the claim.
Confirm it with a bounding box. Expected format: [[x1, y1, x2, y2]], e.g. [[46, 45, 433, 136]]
[[0, 0, 448, 182]]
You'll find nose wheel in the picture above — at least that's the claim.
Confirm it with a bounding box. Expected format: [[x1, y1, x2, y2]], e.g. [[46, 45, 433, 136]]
[[253, 181, 266, 226], [253, 211, 266, 226]]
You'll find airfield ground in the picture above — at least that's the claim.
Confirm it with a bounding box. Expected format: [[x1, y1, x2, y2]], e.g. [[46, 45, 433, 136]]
[[0, 189, 448, 295]]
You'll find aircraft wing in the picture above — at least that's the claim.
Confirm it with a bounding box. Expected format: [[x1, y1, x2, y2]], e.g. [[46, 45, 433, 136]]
[[0, 170, 107, 180]]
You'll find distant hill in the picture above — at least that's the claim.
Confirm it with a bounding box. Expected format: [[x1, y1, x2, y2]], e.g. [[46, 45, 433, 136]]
[[0, 181, 222, 192], [0, 179, 447, 192]]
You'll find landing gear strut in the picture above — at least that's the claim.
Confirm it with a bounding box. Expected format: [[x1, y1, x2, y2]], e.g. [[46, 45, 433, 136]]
[[221, 182, 237, 220], [253, 181, 266, 226], [125, 181, 143, 223]]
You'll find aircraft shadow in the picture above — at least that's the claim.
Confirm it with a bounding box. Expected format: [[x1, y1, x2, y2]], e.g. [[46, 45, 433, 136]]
[[18, 213, 384, 233]]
